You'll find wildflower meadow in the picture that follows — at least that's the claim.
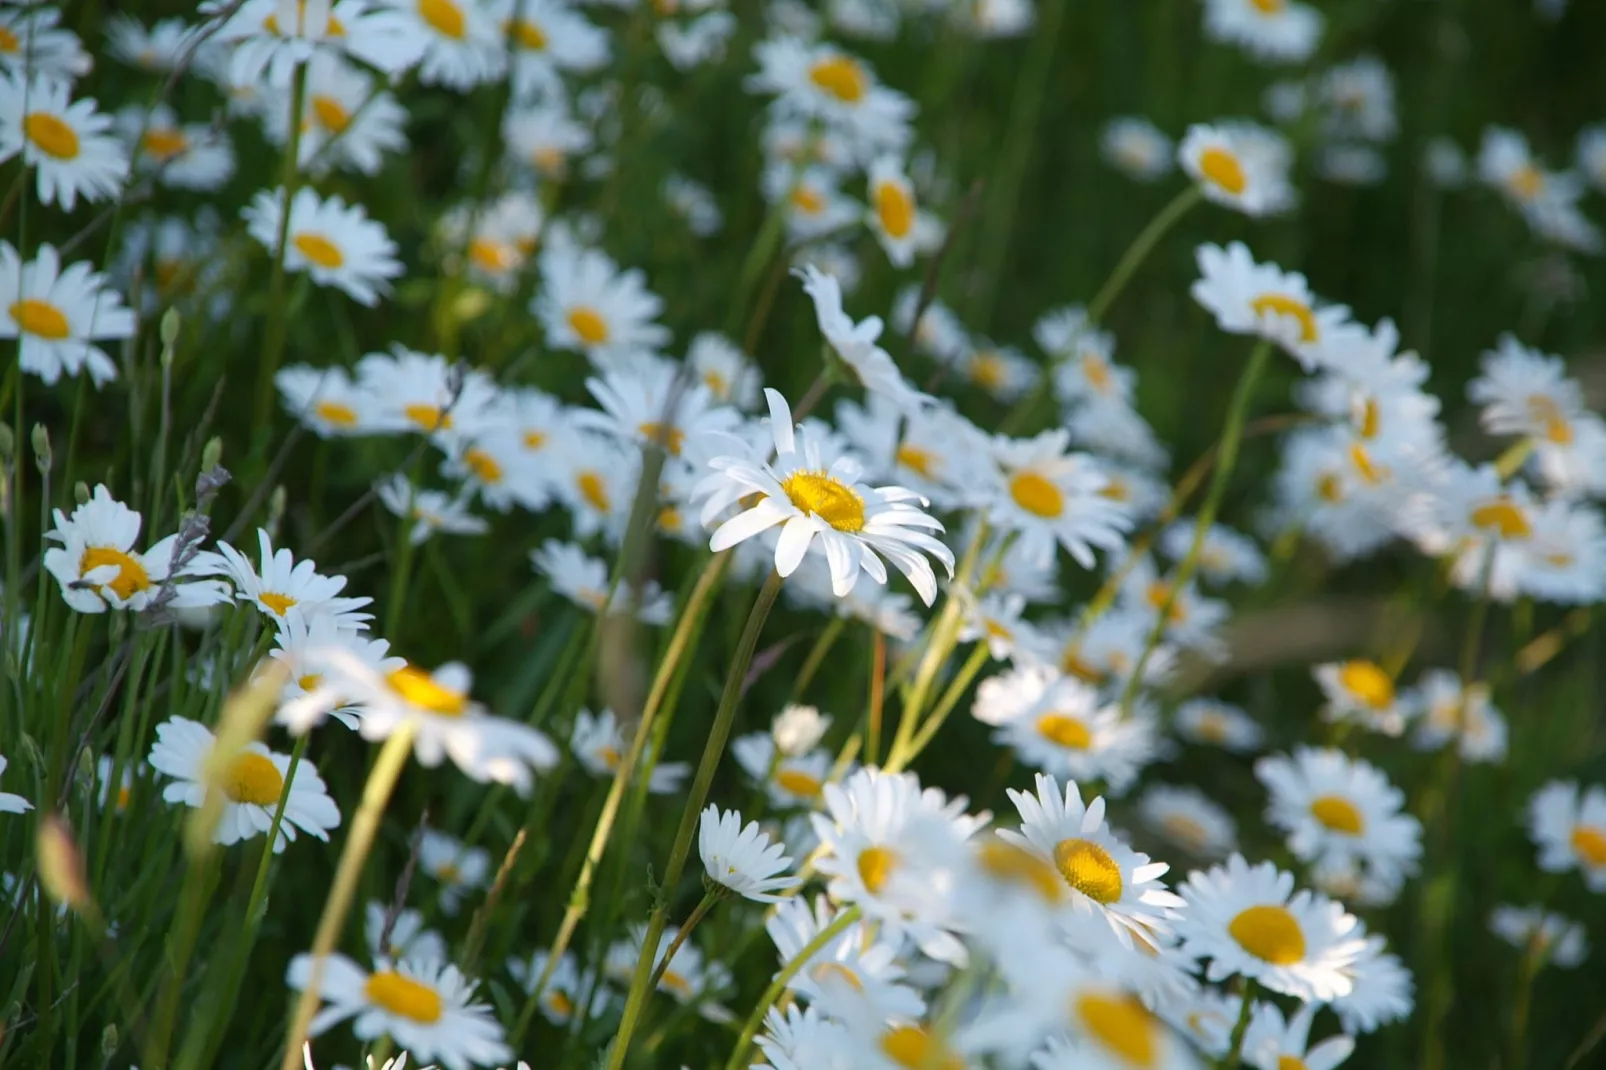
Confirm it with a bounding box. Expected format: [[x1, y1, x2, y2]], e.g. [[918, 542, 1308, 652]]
[[6, 1, 1606, 1069]]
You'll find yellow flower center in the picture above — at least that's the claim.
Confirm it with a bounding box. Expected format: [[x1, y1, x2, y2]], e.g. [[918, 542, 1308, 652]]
[[1310, 794, 1365, 835], [1009, 471, 1064, 518], [523, 429, 548, 451], [879, 1026, 965, 1070], [437, 863, 461, 883], [298, 673, 323, 692], [532, 146, 565, 175], [599, 744, 623, 768], [387, 665, 469, 717], [546, 990, 574, 1017], [1337, 659, 1393, 709], [116, 783, 131, 810], [810, 962, 864, 992], [781, 470, 866, 532], [658, 504, 682, 532], [1507, 164, 1544, 202], [1162, 813, 1208, 849], [364, 970, 444, 1023], [790, 185, 826, 215], [505, 17, 547, 50], [1061, 645, 1105, 686], [10, 298, 70, 340], [405, 403, 452, 431], [0, 27, 16, 52], [221, 751, 285, 806], [1228, 904, 1307, 965], [808, 55, 868, 103], [1250, 294, 1318, 343], [969, 352, 1006, 391], [1082, 353, 1114, 393], [659, 968, 694, 998], [775, 768, 823, 798], [1036, 713, 1093, 750], [857, 845, 897, 894], [1571, 825, 1606, 868], [259, 591, 298, 617], [1074, 991, 1160, 1069], [1193, 711, 1230, 743], [314, 400, 359, 427], [24, 112, 80, 159], [79, 546, 151, 601], [311, 94, 350, 133], [293, 232, 345, 269], [1472, 497, 1532, 540], [567, 305, 610, 345], [896, 442, 937, 478], [1316, 472, 1344, 503], [1197, 146, 1247, 195], [976, 840, 1064, 904], [874, 179, 915, 240], [702, 369, 729, 397], [577, 470, 611, 513], [417, 0, 466, 38], [141, 127, 189, 160], [469, 236, 516, 274], [638, 421, 685, 455], [1527, 395, 1573, 445], [1052, 838, 1123, 904], [1250, 0, 1286, 13], [464, 447, 503, 484], [1279, 1058, 1309, 1070], [265, 2, 346, 35]]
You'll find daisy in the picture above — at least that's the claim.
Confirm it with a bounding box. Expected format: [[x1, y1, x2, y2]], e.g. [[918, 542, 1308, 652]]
[[377, 476, 489, 545], [995, 973, 1199, 1070], [834, 393, 993, 510], [0, 755, 31, 815], [267, 53, 409, 177], [1202, 0, 1324, 63], [148, 717, 340, 852], [1527, 780, 1606, 892], [191, 529, 373, 634], [1256, 747, 1422, 883], [267, 613, 405, 729], [1241, 1002, 1354, 1070], [999, 773, 1182, 946], [502, 97, 592, 180], [982, 429, 1133, 568], [205, 0, 428, 87], [106, 15, 202, 72], [747, 37, 914, 161], [118, 103, 233, 191], [570, 708, 688, 794], [0, 241, 136, 387], [731, 734, 834, 808], [1176, 854, 1366, 1002], [572, 361, 742, 464], [797, 265, 932, 413], [1102, 116, 1174, 182], [1404, 669, 1508, 763], [1066, 394, 1171, 471], [957, 589, 1041, 660], [507, 949, 607, 1026], [275, 365, 375, 436], [864, 156, 937, 268], [42, 485, 228, 613], [442, 428, 553, 514], [700, 389, 954, 605], [894, 286, 969, 364], [1139, 785, 1237, 859], [1328, 934, 1413, 1034], [605, 925, 731, 1012], [1489, 905, 1590, 968], [1468, 333, 1585, 448], [0, 6, 91, 82], [1174, 698, 1263, 752], [418, 829, 490, 915], [365, 901, 448, 965], [1192, 242, 1352, 370], [1178, 123, 1291, 216], [355, 347, 503, 446], [664, 173, 723, 236], [1160, 520, 1268, 587], [765, 895, 924, 1021], [960, 341, 1041, 403], [376, 0, 505, 89], [533, 234, 668, 363], [771, 704, 832, 756], [550, 432, 641, 544], [699, 805, 801, 902], [286, 952, 511, 1070], [689, 332, 762, 410], [438, 192, 542, 292], [1312, 658, 1408, 735], [1403, 463, 1545, 602], [93, 755, 133, 813], [0, 72, 128, 209], [244, 187, 402, 306]]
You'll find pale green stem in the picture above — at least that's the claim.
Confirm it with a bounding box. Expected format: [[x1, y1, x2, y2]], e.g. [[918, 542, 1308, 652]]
[[1214, 979, 1258, 1069], [646, 889, 723, 995], [722, 906, 862, 1070]]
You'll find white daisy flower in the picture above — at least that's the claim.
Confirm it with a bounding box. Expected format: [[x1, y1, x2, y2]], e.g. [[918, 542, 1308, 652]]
[[1176, 854, 1366, 1003], [1174, 698, 1264, 752], [998, 773, 1182, 947], [834, 393, 993, 510], [960, 341, 1042, 403], [502, 97, 592, 180], [747, 37, 914, 162], [894, 286, 969, 364], [355, 347, 503, 446], [267, 613, 405, 729], [0, 72, 128, 209], [191, 529, 373, 634], [418, 829, 490, 915], [570, 708, 688, 794], [93, 755, 133, 813], [1527, 780, 1606, 892], [1178, 123, 1292, 216], [982, 429, 1133, 569], [1139, 785, 1238, 859], [605, 924, 731, 1011], [1202, 0, 1324, 63], [244, 187, 402, 306], [1468, 333, 1585, 448], [658, 10, 737, 72], [533, 233, 668, 363], [377, 476, 489, 545], [700, 389, 955, 605], [0, 755, 32, 815], [507, 949, 607, 1026], [731, 734, 833, 808], [1102, 116, 1175, 182], [1159, 520, 1268, 586], [42, 485, 228, 614], [993, 972, 1200, 1070], [864, 156, 938, 268], [796, 264, 933, 413], [275, 365, 375, 437], [442, 428, 554, 514], [0, 6, 91, 82], [572, 361, 742, 464], [147, 717, 340, 853], [0, 241, 136, 387], [1192, 241, 1352, 370], [1489, 905, 1590, 968], [550, 432, 641, 545], [765, 895, 924, 1021], [1256, 747, 1422, 884], [365, 901, 448, 965], [1329, 933, 1413, 1035], [493, 0, 609, 97], [663, 173, 723, 236], [376, 0, 505, 89], [771, 704, 832, 756], [116, 103, 234, 191], [264, 53, 408, 177], [1404, 669, 1508, 763], [699, 805, 801, 902], [1241, 1001, 1354, 1070], [106, 15, 203, 72], [1312, 658, 1407, 736], [204, 0, 428, 87], [439, 192, 543, 292], [688, 332, 762, 410], [957, 589, 1042, 661], [286, 951, 511, 1070]]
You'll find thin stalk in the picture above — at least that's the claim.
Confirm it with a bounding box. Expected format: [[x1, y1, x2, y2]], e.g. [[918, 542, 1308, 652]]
[[1215, 979, 1258, 1069], [787, 617, 845, 705], [646, 889, 723, 994], [722, 906, 862, 1070], [897, 641, 991, 767], [604, 572, 785, 1070], [865, 630, 886, 767], [1510, 939, 1542, 1070]]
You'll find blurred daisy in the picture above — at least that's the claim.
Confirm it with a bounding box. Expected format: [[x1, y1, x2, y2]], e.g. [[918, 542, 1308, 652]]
[[275, 365, 374, 437], [1579, 125, 1606, 193], [0, 6, 91, 81], [1174, 698, 1264, 752], [983, 429, 1133, 568], [93, 755, 133, 813], [0, 73, 129, 210], [1489, 905, 1590, 968], [1404, 669, 1508, 763], [268, 53, 409, 176], [701, 389, 954, 605], [1139, 785, 1237, 859], [502, 98, 592, 180], [771, 704, 832, 756], [418, 829, 490, 915], [0, 755, 31, 815], [0, 241, 136, 387], [148, 717, 340, 853], [378, 476, 489, 545], [1160, 520, 1268, 586], [365, 902, 448, 965], [1102, 117, 1174, 182], [106, 15, 201, 72], [747, 38, 913, 161], [440, 192, 542, 292], [1313, 659, 1407, 736], [570, 708, 688, 794], [495, 0, 609, 97], [765, 895, 924, 1021], [1527, 780, 1606, 892], [1329, 933, 1413, 1035], [1241, 1002, 1354, 1070], [531, 540, 672, 624], [194, 529, 373, 634], [664, 173, 723, 236], [1468, 333, 1584, 448], [574, 361, 742, 462], [205, 0, 428, 87], [379, 0, 505, 90], [119, 103, 234, 190], [1176, 854, 1365, 1002], [797, 265, 933, 413], [865, 156, 937, 268], [606, 924, 731, 1012], [244, 187, 402, 306], [1192, 242, 1352, 370], [699, 805, 801, 902], [960, 342, 1041, 403], [355, 347, 502, 445], [1257, 747, 1422, 883], [508, 949, 605, 1026], [534, 235, 668, 363], [1179, 123, 1291, 216], [550, 433, 640, 544], [1202, 0, 1324, 63], [286, 951, 511, 1070], [731, 733, 833, 808], [688, 332, 761, 410], [659, 10, 737, 71], [267, 613, 405, 729]]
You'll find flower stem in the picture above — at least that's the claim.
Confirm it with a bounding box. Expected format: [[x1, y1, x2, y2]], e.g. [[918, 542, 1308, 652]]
[[604, 570, 785, 1070], [253, 61, 309, 434], [1509, 940, 1542, 1070], [1215, 979, 1258, 1069], [722, 906, 862, 1070], [276, 722, 417, 1070], [646, 889, 723, 995]]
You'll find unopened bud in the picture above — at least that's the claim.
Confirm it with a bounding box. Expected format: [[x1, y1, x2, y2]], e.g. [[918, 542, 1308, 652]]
[[31, 424, 50, 474], [75, 481, 90, 505], [772, 704, 831, 756], [160, 307, 182, 350], [37, 813, 93, 914], [201, 437, 223, 473]]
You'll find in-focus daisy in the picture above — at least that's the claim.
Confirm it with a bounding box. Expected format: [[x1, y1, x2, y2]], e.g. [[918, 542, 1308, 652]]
[[418, 829, 491, 915], [797, 265, 932, 413], [286, 951, 511, 1070], [1192, 242, 1352, 370], [699, 805, 801, 902], [982, 429, 1133, 568], [1257, 747, 1422, 883], [570, 708, 688, 794], [0, 73, 129, 210], [148, 717, 340, 852], [999, 773, 1183, 945], [1174, 698, 1264, 752], [534, 234, 668, 363], [1241, 1001, 1354, 1070], [1489, 905, 1590, 968], [378, 476, 489, 545], [1139, 785, 1237, 859], [765, 895, 924, 1021], [700, 389, 954, 605], [0, 755, 31, 815], [192, 529, 373, 634], [244, 187, 402, 306], [1179, 123, 1291, 216], [0, 241, 136, 387], [1102, 116, 1174, 182], [1313, 659, 1407, 735], [1527, 780, 1606, 892], [1176, 854, 1365, 1002], [508, 949, 607, 1026]]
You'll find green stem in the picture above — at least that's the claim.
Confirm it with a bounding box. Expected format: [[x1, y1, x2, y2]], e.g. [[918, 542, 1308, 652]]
[[722, 906, 863, 1070], [787, 617, 845, 705], [896, 641, 991, 767], [604, 571, 785, 1070], [646, 890, 722, 994], [252, 61, 309, 434], [1510, 941, 1541, 1070], [1215, 979, 1258, 1069]]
